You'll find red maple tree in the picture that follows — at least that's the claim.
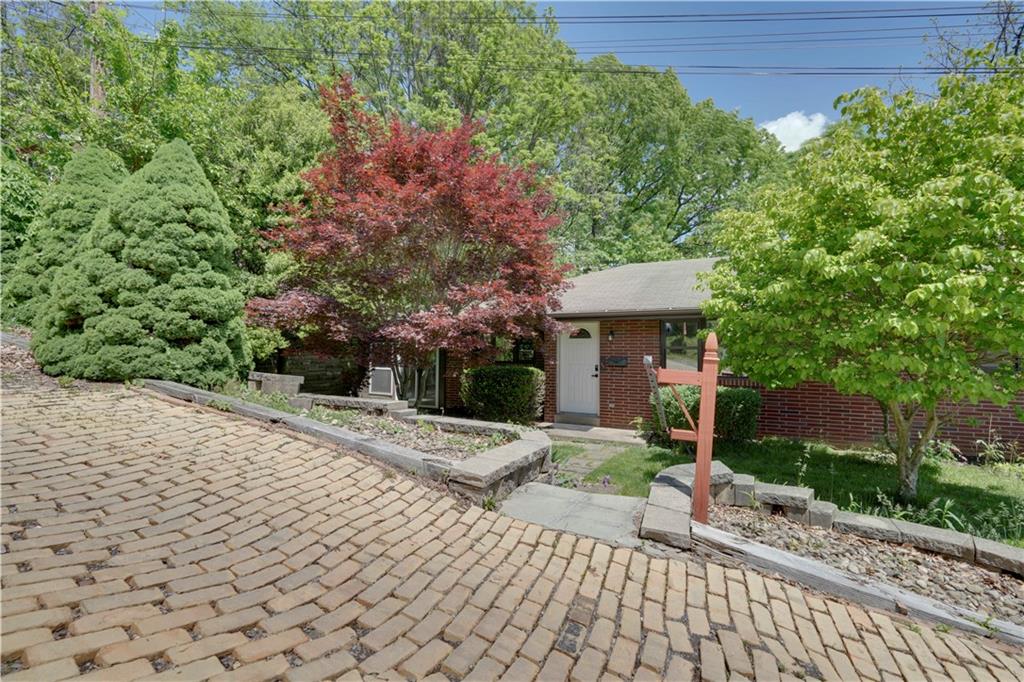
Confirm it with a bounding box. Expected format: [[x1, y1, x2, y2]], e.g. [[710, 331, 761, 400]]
[[249, 76, 566, 398]]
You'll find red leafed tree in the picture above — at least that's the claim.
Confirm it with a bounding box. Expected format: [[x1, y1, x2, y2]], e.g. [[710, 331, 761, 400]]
[[249, 76, 566, 401]]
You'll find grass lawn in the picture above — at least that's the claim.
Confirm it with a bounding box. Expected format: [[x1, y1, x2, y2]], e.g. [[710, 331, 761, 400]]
[[584, 438, 1024, 546], [552, 442, 586, 464]]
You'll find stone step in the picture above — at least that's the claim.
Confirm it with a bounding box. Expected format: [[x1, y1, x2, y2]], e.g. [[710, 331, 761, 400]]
[[388, 408, 418, 418], [499, 483, 644, 547]]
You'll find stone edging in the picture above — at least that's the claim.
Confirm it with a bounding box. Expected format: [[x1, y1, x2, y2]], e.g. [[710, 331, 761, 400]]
[[142, 380, 550, 502], [637, 460, 1024, 643], [640, 461, 1024, 577]]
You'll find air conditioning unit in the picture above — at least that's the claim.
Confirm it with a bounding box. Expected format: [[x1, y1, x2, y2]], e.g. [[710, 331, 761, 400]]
[[367, 367, 395, 397]]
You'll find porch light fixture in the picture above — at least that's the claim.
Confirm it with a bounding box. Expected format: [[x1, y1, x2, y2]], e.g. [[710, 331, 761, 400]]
[[607, 330, 615, 342]]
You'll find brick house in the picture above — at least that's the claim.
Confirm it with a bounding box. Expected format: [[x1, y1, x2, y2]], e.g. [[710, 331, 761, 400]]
[[540, 258, 1023, 455]]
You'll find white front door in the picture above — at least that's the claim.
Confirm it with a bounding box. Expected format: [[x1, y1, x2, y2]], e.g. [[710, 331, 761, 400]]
[[557, 321, 599, 414]]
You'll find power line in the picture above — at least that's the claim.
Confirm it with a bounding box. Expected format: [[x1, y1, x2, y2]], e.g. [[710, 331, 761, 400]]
[[562, 23, 983, 46], [149, 38, 1019, 77], [570, 32, 993, 55], [118, 2, 1010, 25]]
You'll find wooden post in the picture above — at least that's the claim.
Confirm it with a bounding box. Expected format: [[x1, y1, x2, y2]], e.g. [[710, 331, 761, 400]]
[[692, 332, 719, 524]]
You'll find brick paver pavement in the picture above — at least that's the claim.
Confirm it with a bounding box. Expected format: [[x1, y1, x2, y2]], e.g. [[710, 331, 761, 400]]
[[3, 358, 1022, 681]]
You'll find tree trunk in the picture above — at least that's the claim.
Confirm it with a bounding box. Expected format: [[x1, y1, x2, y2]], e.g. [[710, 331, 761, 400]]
[[887, 402, 940, 502]]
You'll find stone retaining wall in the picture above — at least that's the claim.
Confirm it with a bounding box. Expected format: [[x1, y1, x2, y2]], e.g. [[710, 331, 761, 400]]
[[639, 460, 1024, 579], [145, 379, 550, 504]]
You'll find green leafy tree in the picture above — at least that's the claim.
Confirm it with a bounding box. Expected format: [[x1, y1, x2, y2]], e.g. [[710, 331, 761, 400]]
[[556, 55, 783, 271], [33, 139, 250, 387], [3, 146, 126, 325], [0, 147, 45, 256], [2, 4, 329, 280], [704, 51, 1024, 501]]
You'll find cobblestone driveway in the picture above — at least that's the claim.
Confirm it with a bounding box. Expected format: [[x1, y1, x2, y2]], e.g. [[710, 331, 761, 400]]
[[2, 355, 1022, 681]]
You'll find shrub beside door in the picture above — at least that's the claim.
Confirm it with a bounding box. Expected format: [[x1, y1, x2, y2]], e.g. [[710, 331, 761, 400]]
[[648, 385, 761, 443], [461, 365, 545, 424]]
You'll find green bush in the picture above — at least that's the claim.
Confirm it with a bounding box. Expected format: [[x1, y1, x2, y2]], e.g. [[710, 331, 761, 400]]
[[648, 385, 761, 443], [3, 146, 126, 325], [460, 365, 544, 424], [32, 139, 250, 388]]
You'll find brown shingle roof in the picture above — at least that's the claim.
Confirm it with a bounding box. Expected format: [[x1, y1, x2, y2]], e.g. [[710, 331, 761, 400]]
[[552, 257, 720, 319]]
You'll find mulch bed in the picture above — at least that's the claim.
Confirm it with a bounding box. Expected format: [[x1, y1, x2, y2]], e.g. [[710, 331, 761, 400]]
[[709, 504, 1024, 626], [309, 407, 511, 461]]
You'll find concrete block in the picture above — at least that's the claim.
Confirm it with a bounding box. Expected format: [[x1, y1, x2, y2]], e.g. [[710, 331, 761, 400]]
[[892, 520, 975, 562], [754, 482, 814, 511], [288, 396, 314, 411], [714, 484, 735, 506], [249, 371, 304, 397], [833, 511, 901, 543], [647, 483, 692, 513], [784, 507, 810, 525], [656, 461, 734, 487], [639, 504, 691, 549], [974, 537, 1024, 578], [808, 501, 837, 529], [732, 474, 756, 507]]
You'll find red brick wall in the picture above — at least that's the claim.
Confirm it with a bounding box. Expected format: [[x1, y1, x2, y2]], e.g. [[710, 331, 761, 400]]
[[542, 317, 1024, 453], [720, 375, 1024, 454], [442, 352, 464, 410], [598, 320, 661, 428], [543, 335, 558, 423]]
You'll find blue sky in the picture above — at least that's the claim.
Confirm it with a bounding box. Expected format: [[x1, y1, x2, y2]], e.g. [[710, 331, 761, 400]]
[[545, 1, 991, 148]]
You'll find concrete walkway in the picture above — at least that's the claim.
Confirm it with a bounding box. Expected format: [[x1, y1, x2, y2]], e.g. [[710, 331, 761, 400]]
[[500, 483, 645, 548], [3, 347, 1022, 681]]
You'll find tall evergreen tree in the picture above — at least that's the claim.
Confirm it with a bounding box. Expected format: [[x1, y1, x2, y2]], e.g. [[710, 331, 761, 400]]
[[3, 146, 126, 325], [33, 139, 250, 386]]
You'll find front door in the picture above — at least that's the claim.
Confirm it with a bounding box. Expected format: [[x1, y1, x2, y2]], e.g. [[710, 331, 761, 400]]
[[557, 321, 600, 415]]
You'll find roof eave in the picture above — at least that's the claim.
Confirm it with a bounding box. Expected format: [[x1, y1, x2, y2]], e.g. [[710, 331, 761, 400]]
[[550, 307, 705, 320]]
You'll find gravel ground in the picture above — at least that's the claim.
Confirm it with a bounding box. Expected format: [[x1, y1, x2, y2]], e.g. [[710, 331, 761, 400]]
[[311, 407, 511, 460], [709, 504, 1024, 626]]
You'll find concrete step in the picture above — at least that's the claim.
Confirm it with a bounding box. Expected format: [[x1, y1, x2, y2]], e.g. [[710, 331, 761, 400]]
[[500, 482, 644, 547]]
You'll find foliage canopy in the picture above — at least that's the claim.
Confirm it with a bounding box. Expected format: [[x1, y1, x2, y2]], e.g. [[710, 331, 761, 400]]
[[249, 78, 566, 396], [33, 139, 250, 387], [3, 146, 127, 325]]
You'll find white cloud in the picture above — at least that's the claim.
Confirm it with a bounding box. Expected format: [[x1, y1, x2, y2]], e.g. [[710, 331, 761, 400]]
[[759, 111, 829, 152]]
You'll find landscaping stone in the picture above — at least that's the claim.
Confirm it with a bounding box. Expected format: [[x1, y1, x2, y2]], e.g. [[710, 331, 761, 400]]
[[713, 484, 735, 506], [731, 474, 756, 507], [783, 507, 809, 525], [893, 520, 975, 562], [753, 482, 814, 510], [974, 537, 1024, 577], [646, 483, 692, 513], [655, 460, 734, 488], [248, 371, 304, 397], [639, 504, 691, 549], [144, 378, 549, 504], [808, 500, 837, 529], [447, 439, 550, 501], [709, 504, 1024, 628], [302, 393, 407, 413], [832, 511, 901, 542]]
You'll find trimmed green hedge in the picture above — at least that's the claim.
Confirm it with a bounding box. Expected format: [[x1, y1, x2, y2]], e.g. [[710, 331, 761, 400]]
[[648, 385, 761, 443], [461, 365, 544, 425]]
